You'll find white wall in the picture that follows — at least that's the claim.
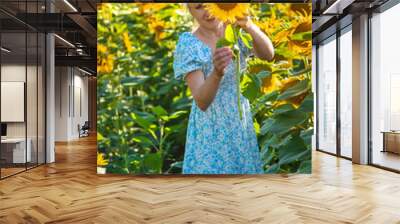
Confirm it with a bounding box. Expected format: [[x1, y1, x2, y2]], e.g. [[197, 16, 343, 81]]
[[1, 65, 39, 138], [1, 63, 46, 164], [54, 67, 89, 141], [55, 66, 69, 141]]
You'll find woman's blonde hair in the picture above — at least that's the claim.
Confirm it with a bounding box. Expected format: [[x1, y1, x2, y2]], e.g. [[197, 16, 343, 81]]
[[183, 3, 199, 31]]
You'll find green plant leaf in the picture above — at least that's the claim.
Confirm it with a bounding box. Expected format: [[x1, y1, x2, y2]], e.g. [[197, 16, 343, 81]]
[[132, 136, 154, 146], [265, 163, 280, 173], [274, 104, 295, 115], [225, 24, 235, 43], [239, 31, 253, 49], [278, 135, 310, 166], [121, 75, 149, 86], [216, 38, 233, 48], [297, 160, 311, 173], [260, 118, 274, 135], [169, 110, 187, 120], [266, 110, 308, 135], [97, 132, 104, 141], [143, 152, 162, 173], [152, 105, 168, 117], [242, 74, 260, 101], [277, 80, 309, 100], [291, 31, 312, 41], [298, 93, 313, 113], [300, 128, 313, 147], [260, 145, 274, 163], [131, 112, 153, 129], [166, 161, 183, 173]]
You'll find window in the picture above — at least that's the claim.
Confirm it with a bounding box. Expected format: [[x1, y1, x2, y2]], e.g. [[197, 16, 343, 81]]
[[339, 27, 352, 158], [317, 35, 337, 154], [370, 2, 400, 171]]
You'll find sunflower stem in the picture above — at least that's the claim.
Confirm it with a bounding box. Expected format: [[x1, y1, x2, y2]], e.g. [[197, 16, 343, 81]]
[[233, 26, 243, 120]]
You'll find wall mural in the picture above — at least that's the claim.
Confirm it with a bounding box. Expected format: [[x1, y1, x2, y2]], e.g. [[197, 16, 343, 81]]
[[97, 3, 313, 175]]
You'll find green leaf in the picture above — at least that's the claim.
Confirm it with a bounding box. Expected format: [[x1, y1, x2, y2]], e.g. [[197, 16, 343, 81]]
[[131, 113, 153, 129], [216, 38, 233, 48], [254, 120, 260, 134], [152, 105, 168, 117], [290, 67, 311, 76], [121, 75, 149, 86], [262, 134, 282, 149], [166, 161, 183, 173], [297, 160, 311, 173], [255, 91, 279, 105], [291, 31, 312, 41], [168, 110, 187, 120], [225, 24, 235, 43], [260, 145, 274, 163], [242, 77, 259, 101], [300, 128, 314, 147], [277, 80, 309, 100], [239, 31, 253, 49], [278, 135, 310, 166], [267, 110, 308, 134], [97, 132, 104, 141], [274, 104, 295, 115], [299, 93, 314, 113], [132, 136, 154, 146], [143, 152, 162, 173], [256, 70, 270, 80], [265, 163, 280, 173], [260, 118, 274, 135], [242, 71, 270, 101]]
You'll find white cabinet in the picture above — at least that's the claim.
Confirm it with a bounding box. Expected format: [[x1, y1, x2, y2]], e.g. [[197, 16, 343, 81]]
[[1, 138, 32, 163]]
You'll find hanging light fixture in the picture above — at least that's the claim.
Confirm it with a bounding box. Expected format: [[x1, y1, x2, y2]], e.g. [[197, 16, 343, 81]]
[[1, 47, 11, 53]]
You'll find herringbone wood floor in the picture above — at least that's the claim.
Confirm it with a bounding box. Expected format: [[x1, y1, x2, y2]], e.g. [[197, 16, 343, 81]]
[[1, 135, 400, 224]]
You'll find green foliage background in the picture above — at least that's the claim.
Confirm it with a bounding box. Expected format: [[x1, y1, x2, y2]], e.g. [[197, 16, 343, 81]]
[[97, 3, 313, 174]]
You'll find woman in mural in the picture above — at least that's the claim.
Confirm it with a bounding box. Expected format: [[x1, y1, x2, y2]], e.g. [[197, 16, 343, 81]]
[[173, 3, 274, 174]]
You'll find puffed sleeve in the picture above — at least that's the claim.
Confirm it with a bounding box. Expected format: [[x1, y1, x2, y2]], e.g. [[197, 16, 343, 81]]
[[173, 32, 203, 80]]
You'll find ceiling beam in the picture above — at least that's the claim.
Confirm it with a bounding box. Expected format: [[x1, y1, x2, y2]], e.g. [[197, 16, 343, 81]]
[[67, 13, 97, 46], [55, 55, 96, 71]]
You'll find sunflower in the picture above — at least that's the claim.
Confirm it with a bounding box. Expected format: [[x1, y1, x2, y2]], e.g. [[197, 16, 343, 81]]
[[277, 76, 308, 108], [262, 74, 282, 94], [98, 3, 113, 22], [280, 77, 301, 92], [148, 16, 168, 41], [97, 54, 114, 74], [97, 44, 114, 74], [247, 58, 272, 75], [97, 153, 108, 166], [290, 3, 312, 17], [288, 11, 312, 57], [288, 91, 309, 107], [256, 10, 283, 38], [122, 32, 133, 53], [204, 3, 250, 23], [97, 44, 107, 54], [138, 3, 168, 14]]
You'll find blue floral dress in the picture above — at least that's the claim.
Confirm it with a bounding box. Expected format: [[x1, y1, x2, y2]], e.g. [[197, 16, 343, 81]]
[[173, 32, 263, 174]]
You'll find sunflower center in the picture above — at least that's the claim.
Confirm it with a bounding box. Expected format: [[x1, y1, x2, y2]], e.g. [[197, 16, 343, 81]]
[[215, 3, 238, 11]]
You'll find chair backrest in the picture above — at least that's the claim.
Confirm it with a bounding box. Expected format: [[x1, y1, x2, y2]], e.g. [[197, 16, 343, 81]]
[[82, 121, 90, 129]]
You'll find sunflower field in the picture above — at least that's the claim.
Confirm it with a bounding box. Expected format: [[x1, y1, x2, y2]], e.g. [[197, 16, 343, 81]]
[[97, 3, 313, 174]]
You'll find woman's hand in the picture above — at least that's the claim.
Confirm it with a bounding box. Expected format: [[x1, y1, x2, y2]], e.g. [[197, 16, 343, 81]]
[[234, 15, 274, 61], [186, 47, 232, 111], [213, 47, 233, 77], [234, 14, 254, 32]]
